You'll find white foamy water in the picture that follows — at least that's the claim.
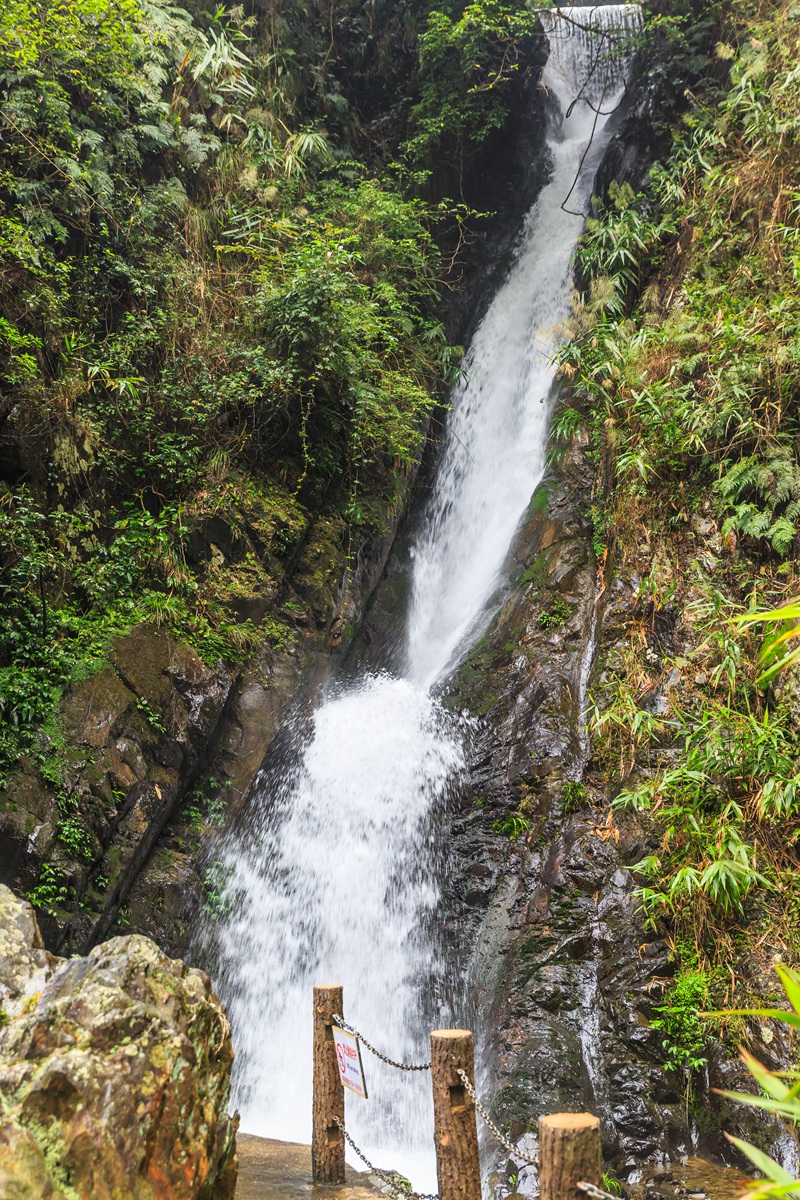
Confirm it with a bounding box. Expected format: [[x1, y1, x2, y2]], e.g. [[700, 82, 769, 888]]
[[215, 675, 466, 1183], [408, 4, 640, 687], [212, 9, 640, 1193]]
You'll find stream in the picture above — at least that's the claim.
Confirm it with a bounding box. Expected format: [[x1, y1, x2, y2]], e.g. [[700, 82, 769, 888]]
[[212, 7, 640, 1194]]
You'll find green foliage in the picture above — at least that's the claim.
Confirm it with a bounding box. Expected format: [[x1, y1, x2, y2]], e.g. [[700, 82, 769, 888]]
[[25, 863, 69, 916], [537, 597, 571, 631], [651, 969, 713, 1074], [735, 595, 800, 685], [0, 490, 270, 777], [558, 11, 800, 549], [588, 677, 667, 782], [405, 0, 540, 184], [203, 859, 233, 920], [719, 964, 800, 1199], [612, 669, 794, 943], [601, 1169, 622, 1196], [590, 572, 800, 955], [521, 553, 548, 589], [562, 781, 588, 814], [578, 182, 676, 319], [245, 177, 446, 486], [183, 778, 228, 830], [0, 0, 474, 791], [568, 0, 800, 963], [134, 697, 166, 735], [493, 810, 531, 841], [56, 815, 92, 861], [719, 452, 800, 557]]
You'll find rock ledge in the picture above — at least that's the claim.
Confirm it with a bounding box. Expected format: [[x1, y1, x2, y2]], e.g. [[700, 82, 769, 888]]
[[0, 883, 237, 1199]]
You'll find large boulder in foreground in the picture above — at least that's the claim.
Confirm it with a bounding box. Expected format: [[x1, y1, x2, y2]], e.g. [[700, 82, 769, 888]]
[[0, 884, 237, 1199]]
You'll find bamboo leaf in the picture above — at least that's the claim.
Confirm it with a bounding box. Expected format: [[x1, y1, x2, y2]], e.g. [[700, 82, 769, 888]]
[[739, 1048, 790, 1101], [706, 1008, 800, 1030], [718, 1090, 800, 1121], [775, 964, 800, 1017], [724, 1135, 799, 1190]]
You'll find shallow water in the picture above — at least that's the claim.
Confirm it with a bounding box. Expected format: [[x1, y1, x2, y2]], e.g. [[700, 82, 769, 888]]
[[234, 1135, 379, 1200], [630, 1157, 753, 1200]]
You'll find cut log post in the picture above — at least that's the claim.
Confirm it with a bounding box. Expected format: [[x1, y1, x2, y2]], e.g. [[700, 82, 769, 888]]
[[430, 1029, 482, 1200], [312, 985, 345, 1184], [538, 1113, 601, 1200]]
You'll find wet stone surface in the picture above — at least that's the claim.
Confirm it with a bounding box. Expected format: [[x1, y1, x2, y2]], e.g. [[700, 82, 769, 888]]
[[234, 1136, 379, 1200], [440, 435, 789, 1185], [629, 1156, 754, 1200], [0, 885, 237, 1200]]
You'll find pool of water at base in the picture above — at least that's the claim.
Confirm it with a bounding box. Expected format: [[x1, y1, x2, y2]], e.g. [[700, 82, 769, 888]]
[[626, 1156, 754, 1200]]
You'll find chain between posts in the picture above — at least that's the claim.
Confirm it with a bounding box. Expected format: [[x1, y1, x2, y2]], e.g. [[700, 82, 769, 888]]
[[455, 1068, 539, 1168], [576, 1183, 622, 1200], [333, 1014, 432, 1072], [325, 1015, 613, 1200], [332, 1117, 439, 1200], [455, 1070, 617, 1199]]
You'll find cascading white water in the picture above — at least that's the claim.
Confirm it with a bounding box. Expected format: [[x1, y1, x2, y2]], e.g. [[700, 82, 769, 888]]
[[214, 676, 467, 1189], [408, 3, 640, 687], [212, 8, 639, 1192]]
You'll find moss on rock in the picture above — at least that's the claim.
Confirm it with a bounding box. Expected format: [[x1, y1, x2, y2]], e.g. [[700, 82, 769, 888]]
[[0, 885, 237, 1200]]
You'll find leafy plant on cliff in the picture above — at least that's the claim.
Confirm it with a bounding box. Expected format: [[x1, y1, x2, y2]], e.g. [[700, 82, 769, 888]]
[[203, 860, 233, 920], [0, 0, 474, 789], [651, 968, 714, 1074], [561, 0, 800, 971], [25, 864, 70, 917], [601, 1169, 623, 1196], [493, 810, 531, 840], [558, 11, 800, 550], [609, 611, 800, 953], [404, 0, 541, 186], [57, 816, 93, 862], [734, 597, 800, 685], [717, 963, 800, 1199]]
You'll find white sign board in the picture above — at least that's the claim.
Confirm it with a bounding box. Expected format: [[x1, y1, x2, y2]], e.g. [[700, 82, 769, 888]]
[[331, 1025, 368, 1099]]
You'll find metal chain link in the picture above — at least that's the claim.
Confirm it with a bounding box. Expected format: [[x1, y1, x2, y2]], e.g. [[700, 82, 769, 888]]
[[576, 1183, 622, 1200], [455, 1074, 618, 1198], [332, 1117, 438, 1200], [328, 1026, 611, 1200], [455, 1069, 539, 1168], [333, 1015, 432, 1072]]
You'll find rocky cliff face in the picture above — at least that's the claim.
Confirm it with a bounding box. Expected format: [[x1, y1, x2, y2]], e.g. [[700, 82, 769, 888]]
[[0, 492, 413, 960], [0, 626, 234, 957], [0, 36, 553, 965], [0, 884, 237, 1200], [438, 433, 791, 1189], [437, 437, 687, 1176]]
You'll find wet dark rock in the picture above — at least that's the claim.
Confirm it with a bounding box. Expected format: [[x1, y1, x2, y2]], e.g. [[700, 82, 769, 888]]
[[0, 627, 234, 956], [228, 597, 273, 626], [438, 431, 792, 1184], [186, 515, 243, 566], [592, 62, 674, 202]]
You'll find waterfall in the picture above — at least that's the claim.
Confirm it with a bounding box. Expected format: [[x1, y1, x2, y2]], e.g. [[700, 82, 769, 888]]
[[407, 4, 640, 687], [211, 7, 640, 1193]]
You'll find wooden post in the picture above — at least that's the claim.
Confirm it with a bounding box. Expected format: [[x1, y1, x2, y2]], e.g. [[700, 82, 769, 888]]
[[312, 985, 345, 1184], [538, 1113, 601, 1200], [430, 1029, 482, 1200]]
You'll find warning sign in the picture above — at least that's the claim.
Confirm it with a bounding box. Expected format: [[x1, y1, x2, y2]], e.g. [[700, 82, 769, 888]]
[[331, 1026, 368, 1099]]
